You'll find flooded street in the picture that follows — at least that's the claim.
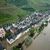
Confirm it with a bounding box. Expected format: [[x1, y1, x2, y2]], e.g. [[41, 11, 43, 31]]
[[26, 23, 50, 50]]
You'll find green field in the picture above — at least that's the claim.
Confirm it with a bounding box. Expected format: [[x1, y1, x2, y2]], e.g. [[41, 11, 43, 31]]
[[0, 0, 50, 25], [0, 8, 29, 25]]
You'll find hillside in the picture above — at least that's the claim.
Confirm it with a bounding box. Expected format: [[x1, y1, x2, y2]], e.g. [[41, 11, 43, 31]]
[[0, 0, 50, 25], [6, 0, 50, 11], [0, 0, 31, 25]]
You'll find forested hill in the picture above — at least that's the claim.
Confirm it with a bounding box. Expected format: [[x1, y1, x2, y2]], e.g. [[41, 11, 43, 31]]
[[0, 0, 50, 25]]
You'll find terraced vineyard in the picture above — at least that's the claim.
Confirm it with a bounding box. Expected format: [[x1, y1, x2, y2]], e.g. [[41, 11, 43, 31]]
[[0, 0, 50, 25]]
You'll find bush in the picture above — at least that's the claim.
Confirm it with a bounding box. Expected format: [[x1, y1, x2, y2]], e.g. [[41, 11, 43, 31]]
[[29, 28, 35, 37], [13, 47, 20, 50], [38, 23, 44, 33]]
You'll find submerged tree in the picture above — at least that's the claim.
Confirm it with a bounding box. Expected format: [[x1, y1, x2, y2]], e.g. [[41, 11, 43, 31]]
[[29, 28, 35, 37]]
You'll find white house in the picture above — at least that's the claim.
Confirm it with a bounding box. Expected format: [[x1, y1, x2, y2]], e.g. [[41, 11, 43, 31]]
[[0, 27, 6, 38]]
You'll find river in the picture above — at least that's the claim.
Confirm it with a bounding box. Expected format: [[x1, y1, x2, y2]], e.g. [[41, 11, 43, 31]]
[[26, 23, 50, 50]]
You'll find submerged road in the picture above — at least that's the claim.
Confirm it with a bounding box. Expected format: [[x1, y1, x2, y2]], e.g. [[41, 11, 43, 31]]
[[26, 23, 50, 50]]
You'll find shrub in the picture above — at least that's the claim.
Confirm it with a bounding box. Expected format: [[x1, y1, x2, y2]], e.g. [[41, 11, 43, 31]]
[[13, 47, 20, 50], [29, 28, 35, 37]]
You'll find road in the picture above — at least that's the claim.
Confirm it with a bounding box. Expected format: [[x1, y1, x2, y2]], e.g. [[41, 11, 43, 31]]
[[26, 23, 50, 50]]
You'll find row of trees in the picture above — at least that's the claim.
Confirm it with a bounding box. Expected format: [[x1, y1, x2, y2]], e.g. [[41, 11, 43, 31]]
[[38, 20, 48, 33], [29, 20, 48, 39], [29, 27, 35, 37]]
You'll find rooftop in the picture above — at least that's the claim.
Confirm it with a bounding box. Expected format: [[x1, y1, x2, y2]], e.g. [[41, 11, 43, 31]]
[[0, 27, 6, 38]]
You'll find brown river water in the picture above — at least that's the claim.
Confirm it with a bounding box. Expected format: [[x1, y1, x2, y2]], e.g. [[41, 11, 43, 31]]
[[26, 23, 50, 50]]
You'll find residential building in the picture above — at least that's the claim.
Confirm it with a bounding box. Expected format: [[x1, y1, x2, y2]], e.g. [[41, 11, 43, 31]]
[[0, 27, 6, 38]]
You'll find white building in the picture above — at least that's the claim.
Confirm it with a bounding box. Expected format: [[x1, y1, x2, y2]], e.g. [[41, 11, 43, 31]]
[[0, 27, 6, 38]]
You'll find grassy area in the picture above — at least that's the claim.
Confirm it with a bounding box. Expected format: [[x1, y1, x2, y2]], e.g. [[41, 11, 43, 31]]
[[0, 0, 50, 25], [0, 8, 29, 25], [0, 13, 17, 25]]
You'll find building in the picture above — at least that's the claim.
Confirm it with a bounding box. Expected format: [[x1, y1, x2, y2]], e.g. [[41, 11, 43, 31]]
[[12, 23, 18, 28], [4, 26, 11, 32], [6, 12, 49, 45], [0, 27, 6, 38], [10, 27, 17, 34]]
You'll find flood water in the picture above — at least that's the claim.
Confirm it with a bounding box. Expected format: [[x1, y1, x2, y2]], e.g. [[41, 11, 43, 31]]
[[26, 23, 50, 50]]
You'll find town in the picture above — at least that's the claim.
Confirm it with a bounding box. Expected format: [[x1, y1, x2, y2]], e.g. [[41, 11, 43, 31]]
[[0, 11, 50, 50]]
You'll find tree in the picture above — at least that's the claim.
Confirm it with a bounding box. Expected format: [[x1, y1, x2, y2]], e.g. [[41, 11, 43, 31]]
[[13, 47, 20, 50], [25, 36, 32, 47], [5, 32, 11, 38], [44, 21, 48, 26], [29, 28, 35, 37], [38, 24, 44, 33], [41, 23, 44, 28]]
